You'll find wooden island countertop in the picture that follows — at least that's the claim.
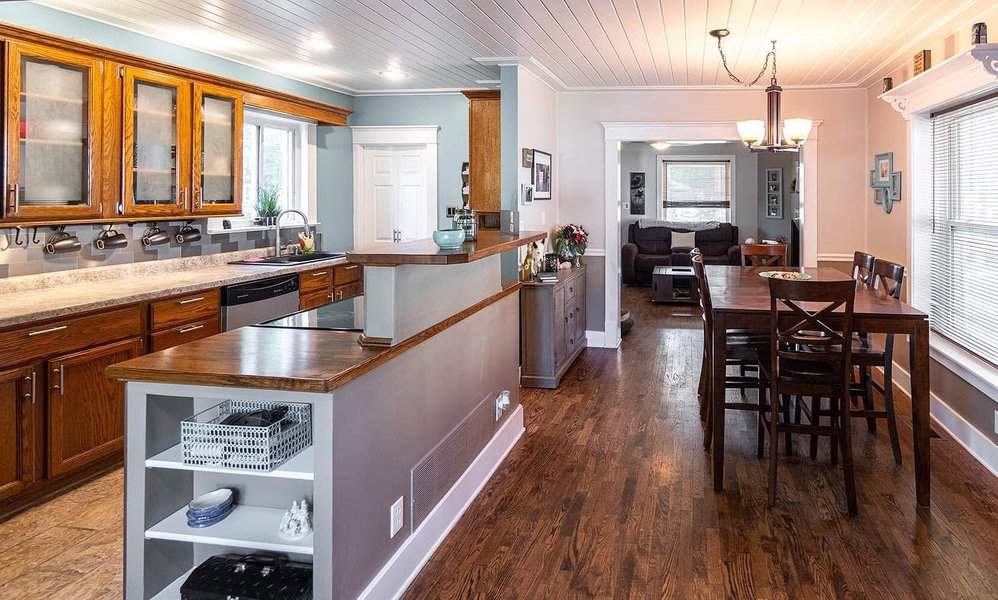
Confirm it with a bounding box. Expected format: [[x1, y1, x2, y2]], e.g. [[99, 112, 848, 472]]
[[107, 283, 522, 392], [346, 230, 546, 266]]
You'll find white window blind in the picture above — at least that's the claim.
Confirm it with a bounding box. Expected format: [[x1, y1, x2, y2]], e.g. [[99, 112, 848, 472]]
[[662, 161, 732, 222], [930, 93, 998, 366]]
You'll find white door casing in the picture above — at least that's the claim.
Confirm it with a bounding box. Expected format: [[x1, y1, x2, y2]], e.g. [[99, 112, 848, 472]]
[[353, 126, 438, 248]]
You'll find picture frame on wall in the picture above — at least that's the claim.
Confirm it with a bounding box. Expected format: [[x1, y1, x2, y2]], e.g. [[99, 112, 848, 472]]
[[532, 150, 552, 200], [764, 168, 783, 219], [629, 172, 645, 215], [873, 152, 893, 187]]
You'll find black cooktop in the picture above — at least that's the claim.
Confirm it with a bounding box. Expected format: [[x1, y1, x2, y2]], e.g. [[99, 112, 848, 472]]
[[255, 295, 363, 331]]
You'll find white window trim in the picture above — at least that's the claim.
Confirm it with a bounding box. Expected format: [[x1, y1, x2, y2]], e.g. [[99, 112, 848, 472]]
[[656, 154, 737, 223], [881, 43, 998, 403], [207, 109, 318, 234]]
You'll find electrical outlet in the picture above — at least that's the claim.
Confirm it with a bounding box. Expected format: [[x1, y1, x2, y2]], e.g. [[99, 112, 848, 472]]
[[446, 205, 457, 217], [390, 496, 404, 538]]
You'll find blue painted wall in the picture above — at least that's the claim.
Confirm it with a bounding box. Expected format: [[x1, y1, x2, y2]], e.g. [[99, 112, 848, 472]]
[[0, 2, 353, 107]]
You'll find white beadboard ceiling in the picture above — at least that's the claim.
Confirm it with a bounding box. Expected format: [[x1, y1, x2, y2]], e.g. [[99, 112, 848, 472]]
[[38, 0, 995, 94]]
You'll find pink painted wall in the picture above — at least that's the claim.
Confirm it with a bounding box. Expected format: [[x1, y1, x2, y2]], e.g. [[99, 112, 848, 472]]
[[557, 87, 868, 257]]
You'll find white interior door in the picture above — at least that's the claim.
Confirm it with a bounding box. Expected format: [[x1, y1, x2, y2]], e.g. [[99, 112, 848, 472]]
[[360, 145, 433, 246]]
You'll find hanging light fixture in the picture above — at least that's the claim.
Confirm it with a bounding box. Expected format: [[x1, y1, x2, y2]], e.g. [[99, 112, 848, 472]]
[[709, 29, 812, 152]]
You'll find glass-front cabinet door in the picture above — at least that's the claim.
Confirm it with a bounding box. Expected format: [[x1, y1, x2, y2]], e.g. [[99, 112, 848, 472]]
[[191, 83, 242, 216], [120, 67, 191, 216], [4, 42, 103, 221]]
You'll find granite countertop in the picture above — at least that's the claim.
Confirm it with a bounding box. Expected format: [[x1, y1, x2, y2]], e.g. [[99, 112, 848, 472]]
[[345, 231, 547, 266], [0, 249, 349, 328]]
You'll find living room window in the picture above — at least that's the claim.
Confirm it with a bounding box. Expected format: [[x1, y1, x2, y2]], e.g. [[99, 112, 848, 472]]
[[929, 93, 998, 367], [660, 158, 733, 223]]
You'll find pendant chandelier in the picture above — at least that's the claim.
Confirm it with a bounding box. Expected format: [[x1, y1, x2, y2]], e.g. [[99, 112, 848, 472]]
[[709, 29, 812, 152]]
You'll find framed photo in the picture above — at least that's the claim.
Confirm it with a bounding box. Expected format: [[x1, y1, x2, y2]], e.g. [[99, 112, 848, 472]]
[[873, 152, 893, 187], [520, 183, 534, 205], [629, 172, 645, 215], [890, 171, 902, 201], [767, 169, 780, 184], [532, 150, 552, 200], [521, 148, 534, 168], [766, 192, 783, 219]]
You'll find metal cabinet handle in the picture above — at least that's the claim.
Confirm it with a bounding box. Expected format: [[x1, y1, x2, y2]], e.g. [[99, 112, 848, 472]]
[[52, 365, 63, 393], [23, 371, 34, 404], [342, 265, 359, 270], [28, 325, 67, 337], [177, 296, 205, 305], [310, 272, 328, 277], [177, 324, 204, 334]]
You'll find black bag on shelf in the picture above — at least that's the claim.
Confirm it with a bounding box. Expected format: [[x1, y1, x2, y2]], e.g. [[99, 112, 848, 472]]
[[180, 553, 312, 600]]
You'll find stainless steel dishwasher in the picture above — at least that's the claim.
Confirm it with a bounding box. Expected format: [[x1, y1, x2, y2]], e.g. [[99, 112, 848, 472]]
[[221, 273, 300, 330]]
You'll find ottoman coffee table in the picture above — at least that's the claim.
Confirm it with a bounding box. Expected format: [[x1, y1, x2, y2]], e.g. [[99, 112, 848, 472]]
[[652, 265, 699, 304]]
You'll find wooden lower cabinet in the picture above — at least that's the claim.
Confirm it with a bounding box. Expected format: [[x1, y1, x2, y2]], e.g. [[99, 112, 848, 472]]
[[520, 266, 587, 388], [46, 337, 141, 478], [0, 365, 40, 501]]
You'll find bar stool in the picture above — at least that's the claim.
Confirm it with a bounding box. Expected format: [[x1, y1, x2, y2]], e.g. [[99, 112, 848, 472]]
[[693, 252, 771, 457], [850, 259, 905, 464], [741, 243, 788, 266], [764, 276, 858, 515]]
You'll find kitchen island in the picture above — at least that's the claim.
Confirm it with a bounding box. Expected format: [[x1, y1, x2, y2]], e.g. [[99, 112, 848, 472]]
[[108, 231, 544, 600]]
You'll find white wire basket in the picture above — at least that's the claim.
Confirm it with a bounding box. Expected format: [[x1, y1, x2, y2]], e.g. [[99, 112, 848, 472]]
[[180, 399, 312, 472]]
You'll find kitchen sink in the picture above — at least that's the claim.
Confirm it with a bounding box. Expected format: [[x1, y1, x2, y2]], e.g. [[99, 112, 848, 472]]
[[230, 252, 346, 266]]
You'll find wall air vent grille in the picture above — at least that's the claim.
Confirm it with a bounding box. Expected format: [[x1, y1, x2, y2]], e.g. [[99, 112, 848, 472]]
[[410, 392, 497, 532]]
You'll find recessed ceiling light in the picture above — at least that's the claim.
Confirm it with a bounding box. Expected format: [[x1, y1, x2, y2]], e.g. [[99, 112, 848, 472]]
[[378, 69, 408, 81], [304, 33, 333, 52], [649, 142, 670, 151]]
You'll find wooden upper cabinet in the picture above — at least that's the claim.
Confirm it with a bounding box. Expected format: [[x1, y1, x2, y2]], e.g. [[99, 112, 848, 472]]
[[192, 83, 242, 216], [4, 41, 103, 221], [462, 90, 501, 215], [119, 67, 191, 217], [0, 365, 40, 501]]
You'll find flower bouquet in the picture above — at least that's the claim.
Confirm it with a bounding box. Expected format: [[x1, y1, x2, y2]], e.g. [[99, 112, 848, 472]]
[[553, 223, 589, 266]]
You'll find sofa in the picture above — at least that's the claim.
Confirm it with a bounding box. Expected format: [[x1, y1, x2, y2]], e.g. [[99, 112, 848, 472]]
[[622, 222, 740, 285]]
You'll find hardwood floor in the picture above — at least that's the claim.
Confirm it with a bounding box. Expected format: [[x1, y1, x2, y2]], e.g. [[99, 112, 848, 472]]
[[3, 286, 998, 598]]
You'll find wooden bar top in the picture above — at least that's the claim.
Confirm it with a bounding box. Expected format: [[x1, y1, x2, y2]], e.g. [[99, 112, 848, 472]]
[[346, 230, 547, 266], [107, 283, 522, 392]]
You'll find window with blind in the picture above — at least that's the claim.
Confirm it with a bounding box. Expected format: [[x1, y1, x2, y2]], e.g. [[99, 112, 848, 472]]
[[930, 94, 998, 366], [661, 160, 732, 222]]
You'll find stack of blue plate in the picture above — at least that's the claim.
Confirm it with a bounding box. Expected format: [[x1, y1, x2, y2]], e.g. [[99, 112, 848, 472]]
[[187, 488, 234, 528]]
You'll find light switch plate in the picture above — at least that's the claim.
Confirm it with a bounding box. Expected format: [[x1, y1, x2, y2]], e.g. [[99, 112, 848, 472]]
[[390, 496, 404, 538]]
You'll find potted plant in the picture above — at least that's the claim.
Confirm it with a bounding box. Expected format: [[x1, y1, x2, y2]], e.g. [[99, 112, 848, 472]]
[[553, 223, 589, 267], [255, 186, 281, 226]]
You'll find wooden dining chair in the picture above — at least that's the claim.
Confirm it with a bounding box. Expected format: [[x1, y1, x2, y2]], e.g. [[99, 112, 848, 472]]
[[852, 251, 876, 284], [849, 259, 905, 464], [693, 252, 771, 457], [741, 243, 788, 266], [764, 277, 858, 516]]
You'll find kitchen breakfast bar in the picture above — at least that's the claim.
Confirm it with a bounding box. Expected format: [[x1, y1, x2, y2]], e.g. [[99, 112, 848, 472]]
[[108, 231, 545, 600]]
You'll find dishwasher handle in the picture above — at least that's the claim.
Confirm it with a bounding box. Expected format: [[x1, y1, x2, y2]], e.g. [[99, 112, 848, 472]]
[[222, 274, 300, 306]]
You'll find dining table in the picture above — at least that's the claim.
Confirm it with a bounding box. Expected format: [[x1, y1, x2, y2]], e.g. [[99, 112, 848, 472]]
[[705, 265, 931, 507]]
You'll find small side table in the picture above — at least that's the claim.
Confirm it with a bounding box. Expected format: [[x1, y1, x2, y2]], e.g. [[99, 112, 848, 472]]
[[652, 265, 699, 304]]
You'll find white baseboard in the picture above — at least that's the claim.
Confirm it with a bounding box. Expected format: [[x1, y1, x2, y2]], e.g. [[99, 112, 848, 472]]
[[586, 329, 606, 348], [357, 405, 525, 600], [884, 361, 998, 478]]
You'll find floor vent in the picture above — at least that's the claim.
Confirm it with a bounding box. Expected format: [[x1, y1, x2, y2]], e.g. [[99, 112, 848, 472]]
[[410, 392, 496, 532]]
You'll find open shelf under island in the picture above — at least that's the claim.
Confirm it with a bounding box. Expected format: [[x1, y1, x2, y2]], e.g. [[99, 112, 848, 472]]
[[108, 231, 545, 599]]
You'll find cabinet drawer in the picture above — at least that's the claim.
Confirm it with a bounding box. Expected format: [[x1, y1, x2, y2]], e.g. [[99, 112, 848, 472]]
[[333, 281, 363, 302], [150, 289, 220, 331], [299, 268, 333, 296], [0, 306, 142, 367], [565, 298, 581, 350], [334, 263, 362, 286], [300, 289, 332, 311], [565, 275, 581, 301], [149, 317, 220, 352]]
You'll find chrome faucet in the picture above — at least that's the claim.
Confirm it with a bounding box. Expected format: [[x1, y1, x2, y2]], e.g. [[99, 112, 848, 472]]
[[274, 209, 313, 257]]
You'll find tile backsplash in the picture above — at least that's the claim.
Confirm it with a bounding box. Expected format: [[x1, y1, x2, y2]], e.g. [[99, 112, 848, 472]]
[[0, 221, 317, 279]]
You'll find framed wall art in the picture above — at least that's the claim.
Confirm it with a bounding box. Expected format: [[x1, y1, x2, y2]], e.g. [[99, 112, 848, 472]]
[[532, 150, 552, 200]]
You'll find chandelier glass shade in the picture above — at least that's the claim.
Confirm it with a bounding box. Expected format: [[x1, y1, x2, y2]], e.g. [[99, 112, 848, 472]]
[[710, 29, 812, 152]]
